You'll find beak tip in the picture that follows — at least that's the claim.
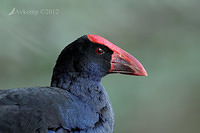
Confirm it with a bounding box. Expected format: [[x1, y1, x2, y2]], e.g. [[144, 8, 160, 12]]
[[141, 69, 148, 76], [142, 71, 148, 76], [134, 68, 148, 76]]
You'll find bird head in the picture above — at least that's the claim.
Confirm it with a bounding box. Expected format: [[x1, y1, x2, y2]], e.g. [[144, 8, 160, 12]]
[[53, 35, 147, 82]]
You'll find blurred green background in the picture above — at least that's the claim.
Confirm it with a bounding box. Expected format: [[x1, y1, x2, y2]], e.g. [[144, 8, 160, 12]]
[[0, 1, 200, 133]]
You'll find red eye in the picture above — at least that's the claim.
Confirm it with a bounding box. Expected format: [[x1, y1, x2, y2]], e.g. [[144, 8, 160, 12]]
[[96, 48, 104, 55]]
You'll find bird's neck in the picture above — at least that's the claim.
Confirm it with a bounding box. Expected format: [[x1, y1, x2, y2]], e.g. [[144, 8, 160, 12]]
[[51, 73, 107, 110]]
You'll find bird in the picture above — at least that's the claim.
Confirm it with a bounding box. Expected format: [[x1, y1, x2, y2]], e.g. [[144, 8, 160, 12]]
[[0, 34, 147, 133]]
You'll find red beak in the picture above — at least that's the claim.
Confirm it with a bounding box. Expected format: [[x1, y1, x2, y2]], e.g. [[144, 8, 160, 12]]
[[87, 34, 147, 76], [109, 49, 147, 76]]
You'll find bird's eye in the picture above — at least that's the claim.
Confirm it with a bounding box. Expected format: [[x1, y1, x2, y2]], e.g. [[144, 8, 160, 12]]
[[96, 48, 104, 55]]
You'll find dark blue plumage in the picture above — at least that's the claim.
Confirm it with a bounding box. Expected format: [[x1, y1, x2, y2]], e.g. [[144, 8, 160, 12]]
[[0, 35, 147, 133]]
